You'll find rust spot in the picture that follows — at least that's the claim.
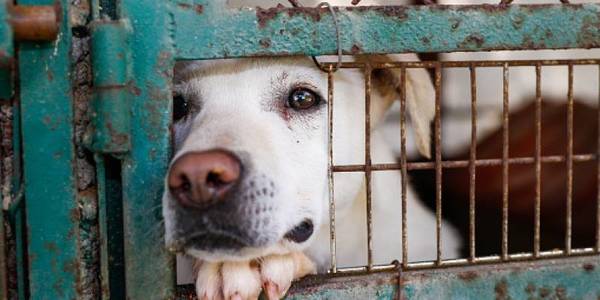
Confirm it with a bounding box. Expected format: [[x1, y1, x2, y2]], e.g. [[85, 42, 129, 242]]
[[43, 242, 58, 253], [539, 287, 551, 298], [525, 283, 536, 295], [421, 37, 430, 44], [286, 6, 325, 22], [494, 279, 509, 300], [105, 122, 128, 147], [47, 70, 54, 81], [69, 207, 80, 222], [259, 38, 271, 48], [458, 33, 485, 49], [512, 14, 525, 29], [347, 5, 408, 20], [583, 263, 595, 272], [177, 3, 203, 14], [62, 259, 78, 274], [350, 44, 361, 55], [450, 18, 461, 31], [458, 271, 478, 282], [129, 84, 141, 96], [256, 4, 285, 28], [555, 285, 567, 300]]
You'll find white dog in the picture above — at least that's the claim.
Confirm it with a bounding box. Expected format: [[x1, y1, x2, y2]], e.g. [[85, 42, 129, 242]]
[[162, 2, 461, 299]]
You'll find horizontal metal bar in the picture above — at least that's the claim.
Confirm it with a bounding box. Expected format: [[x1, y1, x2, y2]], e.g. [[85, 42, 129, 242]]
[[175, 253, 600, 299], [174, 3, 600, 60], [322, 58, 600, 69], [332, 154, 597, 172]]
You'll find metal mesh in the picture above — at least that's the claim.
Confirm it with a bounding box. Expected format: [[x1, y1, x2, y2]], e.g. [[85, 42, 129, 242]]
[[324, 59, 600, 274]]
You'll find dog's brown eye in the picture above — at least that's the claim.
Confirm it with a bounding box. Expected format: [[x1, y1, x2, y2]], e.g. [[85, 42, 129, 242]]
[[173, 93, 190, 121], [288, 88, 321, 110]]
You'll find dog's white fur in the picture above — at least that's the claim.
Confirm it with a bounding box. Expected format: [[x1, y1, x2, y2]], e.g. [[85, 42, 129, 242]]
[[163, 1, 461, 298]]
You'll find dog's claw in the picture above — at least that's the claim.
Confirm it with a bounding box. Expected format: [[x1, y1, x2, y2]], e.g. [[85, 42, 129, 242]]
[[195, 252, 315, 300], [229, 293, 243, 300], [263, 281, 281, 300]]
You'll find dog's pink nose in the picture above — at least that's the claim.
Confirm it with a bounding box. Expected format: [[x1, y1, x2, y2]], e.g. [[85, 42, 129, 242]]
[[168, 150, 241, 209]]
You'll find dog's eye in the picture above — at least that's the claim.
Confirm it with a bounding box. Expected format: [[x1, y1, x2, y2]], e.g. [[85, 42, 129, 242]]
[[173, 93, 190, 122], [287, 88, 321, 110]]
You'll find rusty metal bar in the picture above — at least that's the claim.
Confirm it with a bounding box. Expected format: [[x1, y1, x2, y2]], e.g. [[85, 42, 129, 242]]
[[435, 63, 442, 265], [566, 63, 574, 255], [469, 64, 477, 262], [597, 63, 600, 254], [8, 3, 60, 41], [321, 59, 600, 69], [534, 63, 542, 258], [327, 67, 337, 273], [502, 63, 509, 260], [364, 64, 374, 270], [175, 3, 600, 59], [400, 66, 408, 268], [332, 154, 597, 172]]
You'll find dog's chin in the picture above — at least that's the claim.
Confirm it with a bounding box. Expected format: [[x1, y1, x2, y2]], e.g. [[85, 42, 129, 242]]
[[185, 239, 304, 262]]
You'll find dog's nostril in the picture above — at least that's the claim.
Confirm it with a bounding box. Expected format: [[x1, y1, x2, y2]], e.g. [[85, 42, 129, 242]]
[[284, 219, 314, 243], [206, 169, 227, 187]]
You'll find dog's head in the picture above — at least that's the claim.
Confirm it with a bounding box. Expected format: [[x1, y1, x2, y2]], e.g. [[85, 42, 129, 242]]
[[162, 56, 434, 262]]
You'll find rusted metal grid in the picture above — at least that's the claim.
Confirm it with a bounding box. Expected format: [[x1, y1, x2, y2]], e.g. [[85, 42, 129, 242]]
[[324, 58, 600, 275]]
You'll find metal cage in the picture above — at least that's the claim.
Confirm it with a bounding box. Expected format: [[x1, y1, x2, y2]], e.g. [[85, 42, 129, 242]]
[[0, 0, 599, 299]]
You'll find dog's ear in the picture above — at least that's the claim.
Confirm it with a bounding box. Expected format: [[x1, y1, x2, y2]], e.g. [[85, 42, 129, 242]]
[[359, 54, 435, 158]]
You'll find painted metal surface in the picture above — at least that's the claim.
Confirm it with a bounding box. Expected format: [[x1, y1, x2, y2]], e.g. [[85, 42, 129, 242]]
[[88, 20, 131, 154], [0, 0, 12, 68], [174, 2, 600, 60], [175, 255, 600, 299], [17, 0, 80, 298], [119, 0, 176, 298]]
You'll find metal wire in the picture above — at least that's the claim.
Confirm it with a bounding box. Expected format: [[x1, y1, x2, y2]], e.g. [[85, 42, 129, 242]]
[[400, 67, 408, 268], [597, 64, 600, 254], [501, 63, 510, 260], [566, 63, 574, 255], [468, 64, 477, 262], [327, 66, 337, 273], [364, 64, 374, 270], [534, 63, 542, 258], [434, 63, 443, 266]]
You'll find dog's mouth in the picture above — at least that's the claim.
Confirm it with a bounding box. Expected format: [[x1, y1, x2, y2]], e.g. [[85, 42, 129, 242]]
[[284, 219, 314, 243], [183, 232, 249, 251]]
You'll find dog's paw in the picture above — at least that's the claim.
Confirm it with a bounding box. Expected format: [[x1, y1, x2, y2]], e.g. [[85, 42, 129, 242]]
[[195, 252, 316, 300]]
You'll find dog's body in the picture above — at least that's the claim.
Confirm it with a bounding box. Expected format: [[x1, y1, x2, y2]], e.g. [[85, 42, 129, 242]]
[[163, 1, 460, 299]]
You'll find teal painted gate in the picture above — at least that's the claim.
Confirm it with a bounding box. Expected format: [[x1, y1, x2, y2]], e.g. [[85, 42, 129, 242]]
[[0, 0, 598, 299]]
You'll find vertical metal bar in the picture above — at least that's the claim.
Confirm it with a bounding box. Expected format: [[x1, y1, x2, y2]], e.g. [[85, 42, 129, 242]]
[[534, 63, 542, 258], [566, 63, 574, 255], [18, 0, 80, 297], [400, 67, 408, 268], [502, 63, 510, 260], [364, 64, 373, 270], [597, 64, 600, 253], [120, 0, 175, 297], [327, 67, 337, 273], [0, 210, 6, 299], [435, 63, 443, 265], [468, 64, 477, 262]]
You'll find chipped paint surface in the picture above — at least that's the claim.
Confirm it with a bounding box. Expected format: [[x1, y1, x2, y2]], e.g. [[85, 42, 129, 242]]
[[18, 0, 80, 298], [173, 256, 600, 299], [174, 2, 600, 60], [119, 0, 175, 298]]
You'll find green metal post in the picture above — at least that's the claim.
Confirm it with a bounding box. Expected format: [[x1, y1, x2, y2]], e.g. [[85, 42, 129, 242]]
[[17, 0, 80, 298]]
